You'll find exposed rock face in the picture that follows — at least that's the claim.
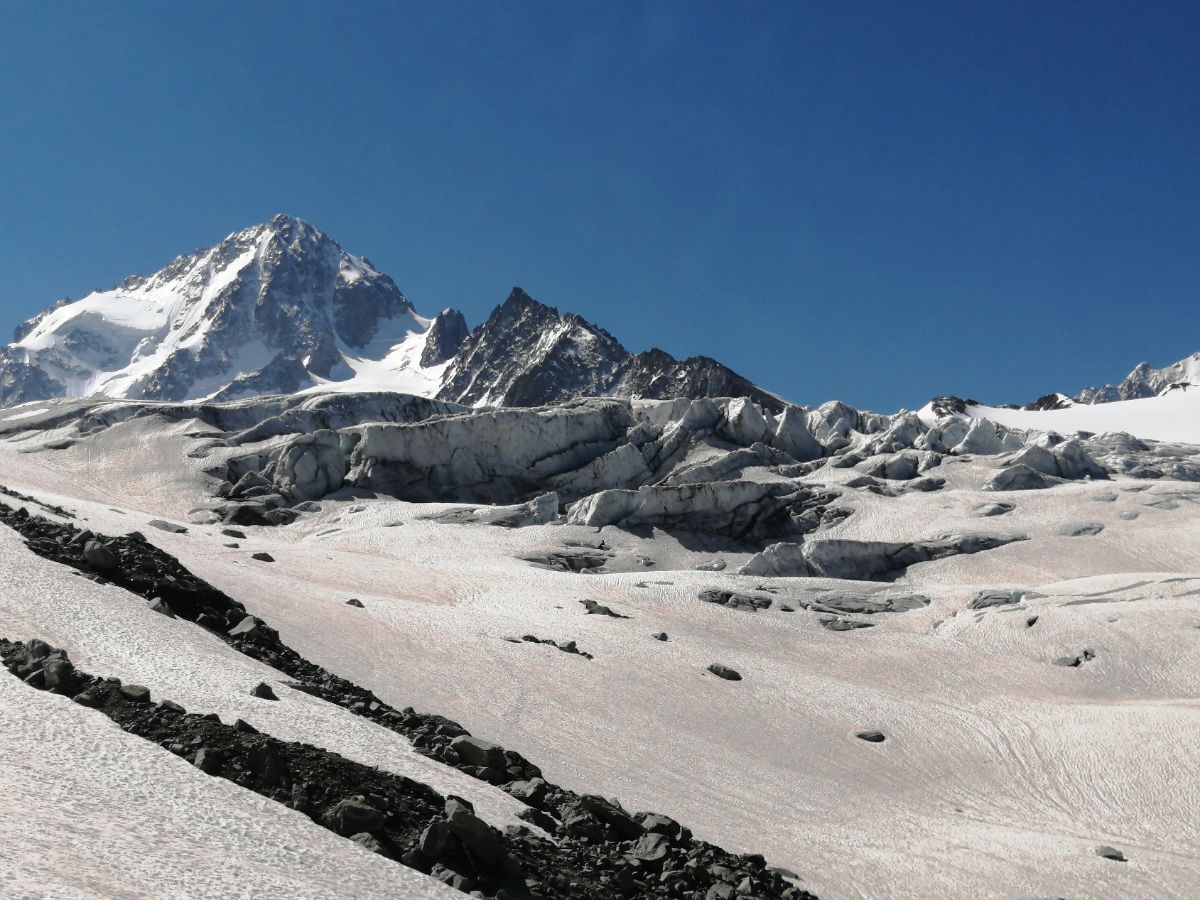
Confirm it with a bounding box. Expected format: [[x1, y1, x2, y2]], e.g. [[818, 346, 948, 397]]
[[420, 309, 469, 367], [436, 288, 784, 412]]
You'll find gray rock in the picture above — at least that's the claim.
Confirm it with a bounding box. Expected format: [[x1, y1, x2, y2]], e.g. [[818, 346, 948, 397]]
[[119, 684, 151, 702], [193, 747, 224, 774], [350, 832, 385, 854], [450, 735, 506, 769], [855, 730, 886, 743], [83, 540, 119, 572], [147, 519, 188, 534], [250, 682, 279, 701], [630, 832, 672, 864], [228, 616, 274, 642], [506, 777, 548, 806], [444, 797, 513, 870], [323, 798, 385, 836], [147, 597, 176, 618], [1095, 845, 1127, 862], [708, 664, 742, 681]]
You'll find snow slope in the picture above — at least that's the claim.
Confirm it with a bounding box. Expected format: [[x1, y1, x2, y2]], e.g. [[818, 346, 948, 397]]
[[951, 387, 1200, 444]]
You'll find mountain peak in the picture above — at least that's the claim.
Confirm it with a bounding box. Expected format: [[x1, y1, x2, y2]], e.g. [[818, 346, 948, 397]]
[[0, 218, 424, 405], [1074, 351, 1200, 405]]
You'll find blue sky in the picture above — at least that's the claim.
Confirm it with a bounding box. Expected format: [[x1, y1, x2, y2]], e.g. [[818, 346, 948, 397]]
[[1, 1, 1196, 410]]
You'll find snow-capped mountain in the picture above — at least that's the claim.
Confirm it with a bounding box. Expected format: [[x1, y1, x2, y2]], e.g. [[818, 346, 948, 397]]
[[437, 287, 786, 412], [0, 217, 779, 411], [0, 215, 433, 405], [1074, 352, 1200, 404]]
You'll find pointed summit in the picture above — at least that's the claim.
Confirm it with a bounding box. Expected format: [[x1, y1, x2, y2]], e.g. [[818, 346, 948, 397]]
[[0, 217, 426, 405]]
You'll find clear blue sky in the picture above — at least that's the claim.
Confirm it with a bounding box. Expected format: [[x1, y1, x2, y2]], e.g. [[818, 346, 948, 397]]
[[1, 2, 1196, 410]]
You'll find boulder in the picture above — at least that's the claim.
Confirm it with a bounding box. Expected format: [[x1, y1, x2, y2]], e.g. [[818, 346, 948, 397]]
[[83, 540, 119, 572], [119, 684, 151, 702], [250, 681, 279, 700], [444, 798, 513, 870], [450, 735, 506, 769], [708, 664, 742, 681], [147, 519, 188, 534], [323, 798, 385, 836], [630, 832, 672, 865]]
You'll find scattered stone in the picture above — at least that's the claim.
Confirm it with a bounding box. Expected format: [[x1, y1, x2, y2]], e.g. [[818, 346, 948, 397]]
[[228, 616, 276, 643], [707, 664, 742, 681], [509, 634, 594, 660], [323, 798, 385, 836], [350, 832, 385, 854], [83, 540, 119, 572], [1054, 648, 1096, 668], [345, 598, 365, 608], [250, 552, 275, 562], [652, 632, 669, 641], [147, 597, 176, 618], [250, 681, 279, 700], [579, 599, 629, 618], [699, 589, 772, 612], [147, 519, 188, 534], [450, 735, 506, 769], [855, 730, 886, 743], [220, 527, 247, 538], [120, 684, 151, 702], [694, 559, 727, 572], [1095, 845, 1127, 862]]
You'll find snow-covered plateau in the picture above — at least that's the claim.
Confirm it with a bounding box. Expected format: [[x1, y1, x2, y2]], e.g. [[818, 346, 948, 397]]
[[0, 217, 1197, 900]]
